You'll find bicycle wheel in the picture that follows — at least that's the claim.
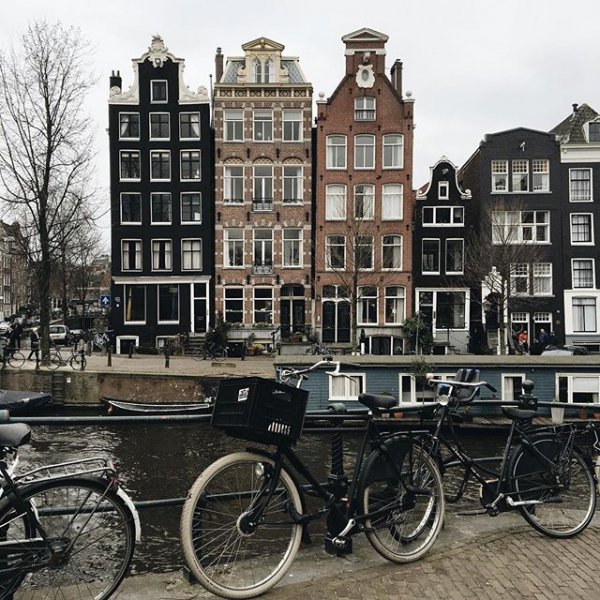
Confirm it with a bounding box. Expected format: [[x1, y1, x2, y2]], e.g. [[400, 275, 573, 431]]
[[41, 352, 61, 370], [7, 351, 25, 368], [192, 348, 203, 361], [181, 451, 303, 599], [70, 353, 86, 370], [212, 347, 226, 362], [362, 441, 444, 563], [510, 436, 596, 538], [0, 477, 136, 600]]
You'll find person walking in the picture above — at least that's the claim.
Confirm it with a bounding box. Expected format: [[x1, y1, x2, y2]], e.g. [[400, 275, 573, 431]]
[[538, 328, 549, 347], [27, 328, 40, 361], [13, 320, 23, 349]]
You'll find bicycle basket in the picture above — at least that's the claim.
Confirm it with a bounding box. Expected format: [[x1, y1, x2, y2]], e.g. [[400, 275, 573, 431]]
[[211, 377, 308, 446]]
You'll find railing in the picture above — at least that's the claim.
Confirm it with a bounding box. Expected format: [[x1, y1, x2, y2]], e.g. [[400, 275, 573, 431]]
[[355, 110, 376, 121], [252, 198, 274, 212], [253, 264, 273, 275]]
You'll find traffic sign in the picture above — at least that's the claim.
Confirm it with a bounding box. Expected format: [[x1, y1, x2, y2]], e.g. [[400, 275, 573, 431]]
[[99, 294, 111, 307]]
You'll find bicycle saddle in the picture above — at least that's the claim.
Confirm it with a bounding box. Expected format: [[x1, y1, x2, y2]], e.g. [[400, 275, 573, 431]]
[[501, 406, 536, 421], [358, 393, 397, 411], [0, 423, 31, 448]]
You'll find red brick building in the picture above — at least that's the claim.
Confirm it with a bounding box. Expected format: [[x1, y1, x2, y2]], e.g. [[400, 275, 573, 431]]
[[314, 28, 414, 354]]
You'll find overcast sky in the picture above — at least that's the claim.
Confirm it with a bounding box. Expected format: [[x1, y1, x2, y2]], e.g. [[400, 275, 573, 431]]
[[3, 0, 600, 244]]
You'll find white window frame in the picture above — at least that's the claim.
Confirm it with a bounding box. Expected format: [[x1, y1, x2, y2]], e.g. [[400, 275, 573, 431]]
[[502, 374, 526, 402], [492, 210, 550, 244], [445, 239, 464, 275], [572, 259, 595, 289], [223, 109, 244, 142], [149, 112, 170, 141], [150, 80, 168, 103], [325, 235, 345, 271], [556, 374, 600, 404], [512, 159, 529, 192], [151, 239, 172, 272], [180, 150, 201, 180], [491, 160, 508, 192], [120, 192, 141, 225], [282, 229, 303, 268], [354, 184, 374, 220], [422, 206, 464, 226], [150, 150, 171, 182], [326, 135, 347, 169], [382, 134, 403, 169], [150, 192, 172, 225], [355, 236, 374, 271], [325, 185, 346, 220], [572, 298, 598, 333], [357, 286, 378, 325], [282, 165, 303, 203], [422, 239, 440, 274], [180, 192, 202, 224], [253, 109, 273, 142], [354, 134, 375, 169], [385, 286, 405, 325], [224, 287, 244, 324], [382, 235, 403, 270], [282, 109, 303, 142], [253, 165, 273, 206], [253, 229, 273, 270], [569, 168, 592, 202], [532, 159, 550, 192], [121, 239, 142, 272], [119, 150, 141, 182], [223, 165, 244, 204], [532, 263, 553, 296], [181, 238, 203, 271], [179, 112, 201, 140], [510, 263, 530, 296], [438, 181, 449, 200], [124, 285, 146, 325], [224, 228, 244, 268], [382, 184, 403, 220], [118, 112, 140, 140], [253, 287, 273, 325], [570, 213, 594, 245], [157, 284, 179, 324], [354, 97, 376, 121], [329, 372, 366, 401]]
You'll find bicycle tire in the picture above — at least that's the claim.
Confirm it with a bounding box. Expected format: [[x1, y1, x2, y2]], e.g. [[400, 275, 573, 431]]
[[212, 347, 226, 362], [41, 352, 61, 370], [510, 435, 596, 538], [361, 441, 445, 563], [180, 451, 303, 599], [192, 348, 203, 361], [0, 476, 136, 600], [7, 351, 25, 368], [70, 353, 86, 370]]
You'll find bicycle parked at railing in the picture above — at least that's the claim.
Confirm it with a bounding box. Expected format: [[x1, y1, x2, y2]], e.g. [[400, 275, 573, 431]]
[[305, 341, 334, 355], [0, 413, 140, 599], [192, 341, 228, 362], [180, 359, 444, 599], [1, 345, 25, 369], [417, 370, 597, 538], [40, 344, 87, 370]]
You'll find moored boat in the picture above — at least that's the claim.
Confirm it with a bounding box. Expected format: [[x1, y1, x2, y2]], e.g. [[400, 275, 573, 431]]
[[0, 389, 53, 414], [101, 397, 212, 415]]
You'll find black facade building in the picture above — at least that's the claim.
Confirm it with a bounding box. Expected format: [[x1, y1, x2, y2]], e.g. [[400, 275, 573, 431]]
[[413, 158, 474, 354], [108, 36, 213, 352], [460, 128, 564, 353]]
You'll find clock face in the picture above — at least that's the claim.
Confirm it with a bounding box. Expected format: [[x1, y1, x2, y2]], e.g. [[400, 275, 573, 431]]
[[356, 65, 375, 89]]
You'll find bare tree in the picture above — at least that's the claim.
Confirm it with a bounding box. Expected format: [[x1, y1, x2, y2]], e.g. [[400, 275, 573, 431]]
[[463, 201, 550, 354], [0, 21, 96, 349]]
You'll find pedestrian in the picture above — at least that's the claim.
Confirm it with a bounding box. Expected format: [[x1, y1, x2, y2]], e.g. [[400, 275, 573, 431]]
[[548, 331, 557, 346], [13, 320, 23, 349], [3, 326, 17, 362], [538, 328, 548, 347], [517, 329, 529, 354], [27, 328, 40, 361]]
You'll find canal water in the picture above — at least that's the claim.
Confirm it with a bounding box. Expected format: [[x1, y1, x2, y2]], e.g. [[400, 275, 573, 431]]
[[18, 417, 507, 574]]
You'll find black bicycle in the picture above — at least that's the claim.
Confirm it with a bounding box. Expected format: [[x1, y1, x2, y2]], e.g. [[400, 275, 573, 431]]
[[419, 369, 597, 538], [0, 417, 140, 599], [180, 359, 444, 599], [192, 341, 227, 362]]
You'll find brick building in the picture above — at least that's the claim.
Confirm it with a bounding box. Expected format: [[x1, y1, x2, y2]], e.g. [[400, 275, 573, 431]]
[[314, 28, 414, 354]]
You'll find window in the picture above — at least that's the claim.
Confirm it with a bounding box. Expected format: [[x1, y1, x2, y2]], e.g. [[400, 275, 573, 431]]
[[283, 229, 302, 267], [382, 235, 402, 270], [224, 110, 243, 141], [355, 97, 375, 121], [438, 181, 449, 199], [253, 110, 273, 142], [511, 263, 530, 295], [254, 288, 273, 324], [224, 229, 244, 267], [329, 372, 365, 401], [355, 134, 375, 169], [492, 211, 549, 244], [224, 165, 244, 203], [180, 112, 200, 139], [422, 239, 440, 274], [326, 235, 345, 270], [533, 263, 552, 295], [125, 285, 145, 323], [151, 80, 167, 103], [383, 134, 403, 168], [253, 165, 273, 208], [571, 214, 593, 244], [589, 122, 600, 143], [181, 193, 201, 223], [570, 169, 592, 202], [503, 374, 526, 402], [385, 287, 405, 324], [282, 109, 302, 141], [532, 159, 549, 192], [253, 229, 273, 272], [158, 284, 179, 322], [355, 236, 373, 270], [119, 113, 139, 139], [150, 113, 170, 139], [445, 239, 464, 274], [358, 286, 377, 324], [326, 135, 347, 169], [512, 160, 529, 192], [151, 193, 171, 224], [120, 151, 140, 181], [181, 151, 200, 180], [152, 240, 172, 271], [557, 375, 600, 404], [121, 240, 141, 271], [354, 184, 374, 219], [252, 58, 273, 83], [436, 292, 466, 329], [491, 160, 508, 192], [325, 185, 346, 220], [120, 193, 141, 224], [422, 206, 464, 225], [282, 166, 303, 203], [224, 288, 244, 324], [150, 150, 170, 180], [573, 259, 595, 289], [573, 298, 597, 332], [382, 184, 403, 220], [182, 239, 202, 270]]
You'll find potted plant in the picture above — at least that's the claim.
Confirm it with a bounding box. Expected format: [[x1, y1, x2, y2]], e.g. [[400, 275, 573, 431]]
[[550, 397, 564, 425], [246, 333, 256, 356]]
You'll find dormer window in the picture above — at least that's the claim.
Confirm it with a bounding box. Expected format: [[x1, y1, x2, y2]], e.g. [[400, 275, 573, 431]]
[[438, 181, 449, 200], [589, 122, 600, 143], [252, 58, 273, 83]]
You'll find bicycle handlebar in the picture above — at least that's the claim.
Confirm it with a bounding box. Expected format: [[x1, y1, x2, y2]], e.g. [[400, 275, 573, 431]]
[[278, 359, 341, 385], [426, 374, 497, 405]]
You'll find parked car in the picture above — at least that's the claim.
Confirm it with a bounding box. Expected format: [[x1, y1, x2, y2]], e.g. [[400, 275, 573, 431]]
[[541, 345, 589, 356], [49, 324, 71, 345]]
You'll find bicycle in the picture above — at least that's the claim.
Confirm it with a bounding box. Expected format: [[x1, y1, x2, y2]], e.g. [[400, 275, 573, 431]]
[[192, 342, 227, 362], [1, 346, 25, 369], [40, 344, 87, 370], [0, 414, 140, 599], [305, 342, 334, 355], [418, 369, 596, 539], [180, 359, 444, 599]]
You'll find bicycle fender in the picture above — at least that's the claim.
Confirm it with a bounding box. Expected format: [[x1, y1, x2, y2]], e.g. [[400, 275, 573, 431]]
[[361, 436, 413, 488], [117, 487, 142, 543]]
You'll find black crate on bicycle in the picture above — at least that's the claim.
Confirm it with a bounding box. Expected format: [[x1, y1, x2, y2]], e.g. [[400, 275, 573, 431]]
[[212, 377, 308, 446]]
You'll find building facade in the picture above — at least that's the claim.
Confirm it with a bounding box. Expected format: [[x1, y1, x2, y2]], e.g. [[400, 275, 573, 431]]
[[314, 28, 414, 354], [551, 103, 600, 351], [108, 36, 213, 353], [0, 222, 27, 320], [212, 38, 313, 349]]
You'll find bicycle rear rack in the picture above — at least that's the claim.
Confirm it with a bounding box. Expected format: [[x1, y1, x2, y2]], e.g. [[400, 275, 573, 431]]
[[14, 456, 115, 485]]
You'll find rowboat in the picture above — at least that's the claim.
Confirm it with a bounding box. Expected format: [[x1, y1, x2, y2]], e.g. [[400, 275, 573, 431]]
[[101, 397, 212, 415]]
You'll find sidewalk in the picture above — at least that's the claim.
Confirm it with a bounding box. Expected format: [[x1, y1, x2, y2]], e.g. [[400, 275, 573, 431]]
[[116, 512, 600, 599]]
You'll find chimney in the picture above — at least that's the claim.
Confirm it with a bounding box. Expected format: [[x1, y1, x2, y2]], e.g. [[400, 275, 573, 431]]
[[572, 103, 579, 113], [109, 70, 122, 91], [390, 60, 403, 97], [215, 47, 224, 83]]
